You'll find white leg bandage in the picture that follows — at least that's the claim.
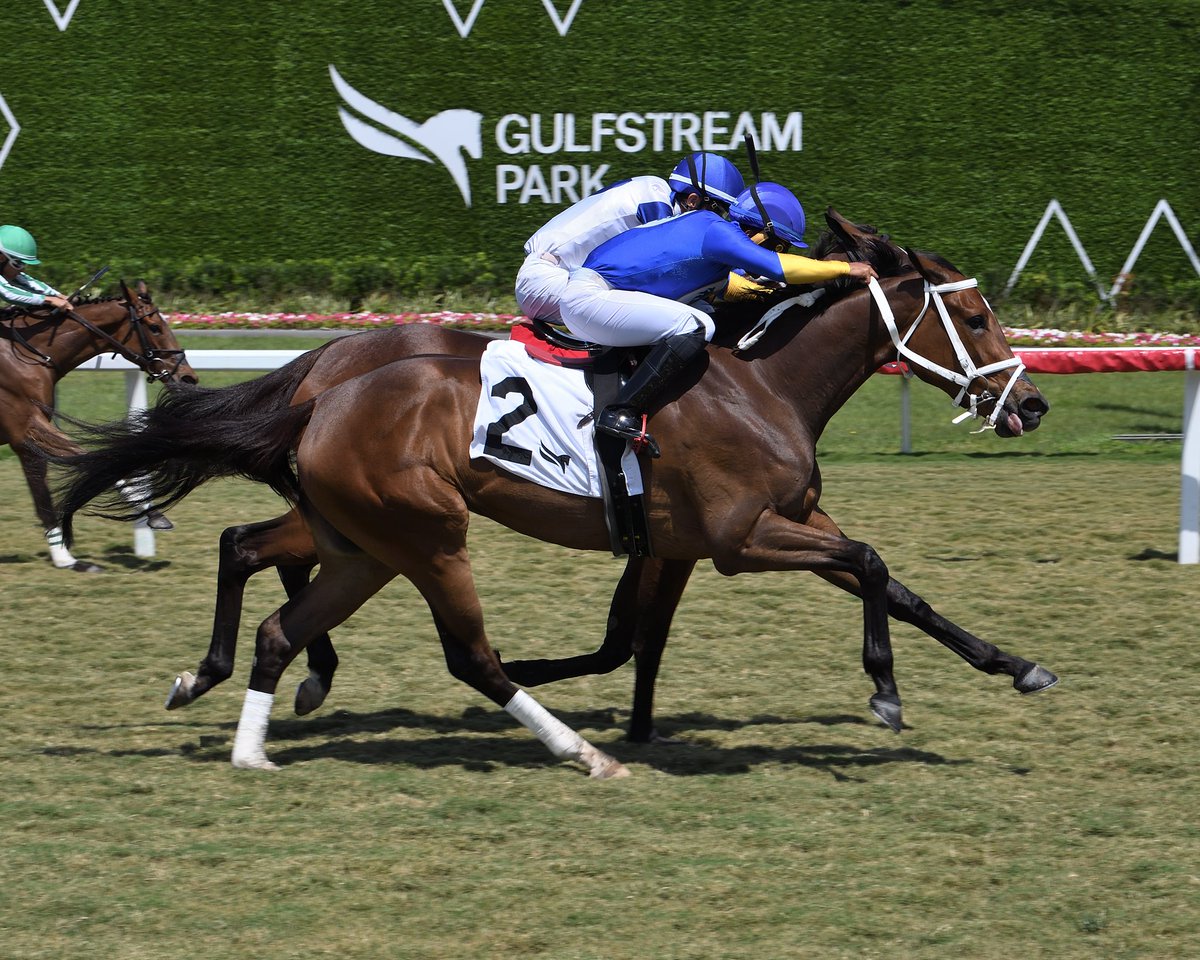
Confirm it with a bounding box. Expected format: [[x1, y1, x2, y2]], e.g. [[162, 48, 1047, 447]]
[[504, 689, 585, 760], [114, 476, 152, 510], [46, 526, 77, 568], [231, 689, 275, 768]]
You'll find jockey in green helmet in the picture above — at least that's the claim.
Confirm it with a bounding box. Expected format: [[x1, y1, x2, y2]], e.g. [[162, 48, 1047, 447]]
[[0, 225, 72, 311]]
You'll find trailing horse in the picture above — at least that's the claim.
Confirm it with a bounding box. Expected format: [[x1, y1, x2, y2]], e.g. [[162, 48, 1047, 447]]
[[56, 232, 1055, 778], [1, 280, 195, 571]]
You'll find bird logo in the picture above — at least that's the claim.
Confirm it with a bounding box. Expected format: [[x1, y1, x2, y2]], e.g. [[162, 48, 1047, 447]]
[[539, 442, 571, 473], [330, 65, 483, 206]]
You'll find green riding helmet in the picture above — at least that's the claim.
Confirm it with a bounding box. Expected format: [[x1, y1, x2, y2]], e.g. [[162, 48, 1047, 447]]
[[0, 225, 42, 265]]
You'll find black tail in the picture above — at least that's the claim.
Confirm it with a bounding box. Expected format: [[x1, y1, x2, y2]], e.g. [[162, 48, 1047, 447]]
[[55, 349, 327, 546]]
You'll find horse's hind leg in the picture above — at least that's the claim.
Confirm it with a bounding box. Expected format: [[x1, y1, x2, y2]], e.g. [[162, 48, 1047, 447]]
[[807, 508, 1058, 693], [168, 512, 325, 709], [232, 548, 395, 770], [342, 489, 629, 779]]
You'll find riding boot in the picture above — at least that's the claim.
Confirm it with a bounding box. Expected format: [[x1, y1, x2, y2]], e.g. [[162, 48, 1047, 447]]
[[596, 329, 707, 457]]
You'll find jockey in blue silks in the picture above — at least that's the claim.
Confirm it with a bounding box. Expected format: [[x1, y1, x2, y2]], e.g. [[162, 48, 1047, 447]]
[[559, 182, 878, 456], [515, 152, 745, 323]]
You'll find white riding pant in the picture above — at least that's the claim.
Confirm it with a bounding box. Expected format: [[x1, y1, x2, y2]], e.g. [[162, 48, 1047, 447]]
[[559, 268, 715, 348], [515, 251, 569, 322]]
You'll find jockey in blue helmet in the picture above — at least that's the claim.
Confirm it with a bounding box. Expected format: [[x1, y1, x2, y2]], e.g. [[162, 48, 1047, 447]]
[[667, 152, 745, 216], [727, 182, 810, 252]]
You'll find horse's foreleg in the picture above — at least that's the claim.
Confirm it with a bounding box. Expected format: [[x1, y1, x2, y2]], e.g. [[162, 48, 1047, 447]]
[[502, 557, 649, 686], [500, 556, 696, 743], [113, 476, 174, 530], [15, 445, 103, 573], [169, 513, 321, 710], [626, 558, 696, 743], [716, 510, 902, 731], [806, 508, 1058, 694]]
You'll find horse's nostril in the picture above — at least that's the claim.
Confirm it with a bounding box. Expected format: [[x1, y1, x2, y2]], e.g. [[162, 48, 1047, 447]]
[[1021, 394, 1050, 417], [182, 375, 199, 386]]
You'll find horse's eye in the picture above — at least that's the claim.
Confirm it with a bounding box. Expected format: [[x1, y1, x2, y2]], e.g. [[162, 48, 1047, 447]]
[[966, 314, 987, 331], [148, 324, 162, 334]]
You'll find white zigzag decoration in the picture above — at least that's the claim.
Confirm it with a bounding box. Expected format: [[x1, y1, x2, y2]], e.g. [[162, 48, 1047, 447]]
[[43, 0, 83, 31], [541, 0, 585, 36], [0, 95, 20, 173], [442, 0, 584, 37], [441, 0, 485, 38]]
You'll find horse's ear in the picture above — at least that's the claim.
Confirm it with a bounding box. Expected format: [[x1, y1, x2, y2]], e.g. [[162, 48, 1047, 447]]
[[825, 207, 879, 262], [136, 279, 150, 299], [903, 247, 941, 284], [119, 279, 135, 303]]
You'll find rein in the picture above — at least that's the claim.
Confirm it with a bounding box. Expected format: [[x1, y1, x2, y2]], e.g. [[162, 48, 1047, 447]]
[[867, 276, 1025, 430], [2, 298, 183, 381]]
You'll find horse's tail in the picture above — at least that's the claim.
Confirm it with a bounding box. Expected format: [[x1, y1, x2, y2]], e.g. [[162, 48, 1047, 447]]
[[55, 349, 327, 546]]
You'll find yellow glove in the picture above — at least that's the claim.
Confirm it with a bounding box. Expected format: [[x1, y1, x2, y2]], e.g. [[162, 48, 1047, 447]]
[[721, 271, 781, 303]]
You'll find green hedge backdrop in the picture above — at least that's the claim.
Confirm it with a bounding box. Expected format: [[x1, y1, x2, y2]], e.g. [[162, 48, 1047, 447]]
[[3, 0, 1197, 305]]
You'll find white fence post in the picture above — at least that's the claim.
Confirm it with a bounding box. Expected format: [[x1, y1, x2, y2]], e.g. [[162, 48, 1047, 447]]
[[1179, 354, 1200, 564], [124, 371, 156, 558]]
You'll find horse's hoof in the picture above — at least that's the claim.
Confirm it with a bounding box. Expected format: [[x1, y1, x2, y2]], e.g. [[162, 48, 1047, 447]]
[[146, 512, 174, 531], [630, 728, 683, 745], [590, 755, 632, 779], [68, 560, 104, 573], [294, 674, 329, 716], [870, 694, 904, 733], [231, 752, 280, 771], [165, 672, 197, 710], [579, 743, 631, 779], [1014, 664, 1059, 694]]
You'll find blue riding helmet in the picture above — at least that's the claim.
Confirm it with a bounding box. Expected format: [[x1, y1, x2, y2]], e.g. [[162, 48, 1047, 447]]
[[667, 153, 745, 207], [728, 182, 808, 249]]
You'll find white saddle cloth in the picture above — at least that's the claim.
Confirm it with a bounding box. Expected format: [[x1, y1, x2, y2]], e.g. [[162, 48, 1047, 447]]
[[469, 339, 643, 498]]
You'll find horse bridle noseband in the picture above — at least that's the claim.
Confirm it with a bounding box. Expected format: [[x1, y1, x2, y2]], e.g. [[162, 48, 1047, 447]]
[[867, 276, 1025, 430]]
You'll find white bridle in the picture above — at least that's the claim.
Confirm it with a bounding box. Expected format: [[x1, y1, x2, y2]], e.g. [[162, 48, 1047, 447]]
[[866, 276, 1025, 430]]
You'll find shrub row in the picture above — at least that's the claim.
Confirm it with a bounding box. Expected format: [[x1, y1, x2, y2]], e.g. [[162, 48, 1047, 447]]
[[56, 253, 510, 311]]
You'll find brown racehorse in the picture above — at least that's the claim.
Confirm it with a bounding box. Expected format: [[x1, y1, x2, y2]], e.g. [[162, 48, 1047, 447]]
[[57, 239, 1054, 778], [165, 212, 1052, 746], [1, 281, 196, 571]]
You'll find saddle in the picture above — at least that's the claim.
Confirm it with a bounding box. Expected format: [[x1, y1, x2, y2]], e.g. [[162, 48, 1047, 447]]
[[510, 320, 653, 558]]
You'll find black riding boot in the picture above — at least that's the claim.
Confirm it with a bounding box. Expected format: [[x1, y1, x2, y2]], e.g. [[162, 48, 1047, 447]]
[[596, 329, 707, 457]]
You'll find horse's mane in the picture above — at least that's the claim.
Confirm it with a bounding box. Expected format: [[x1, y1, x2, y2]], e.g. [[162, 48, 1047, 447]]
[[709, 224, 912, 349], [75, 295, 124, 305]]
